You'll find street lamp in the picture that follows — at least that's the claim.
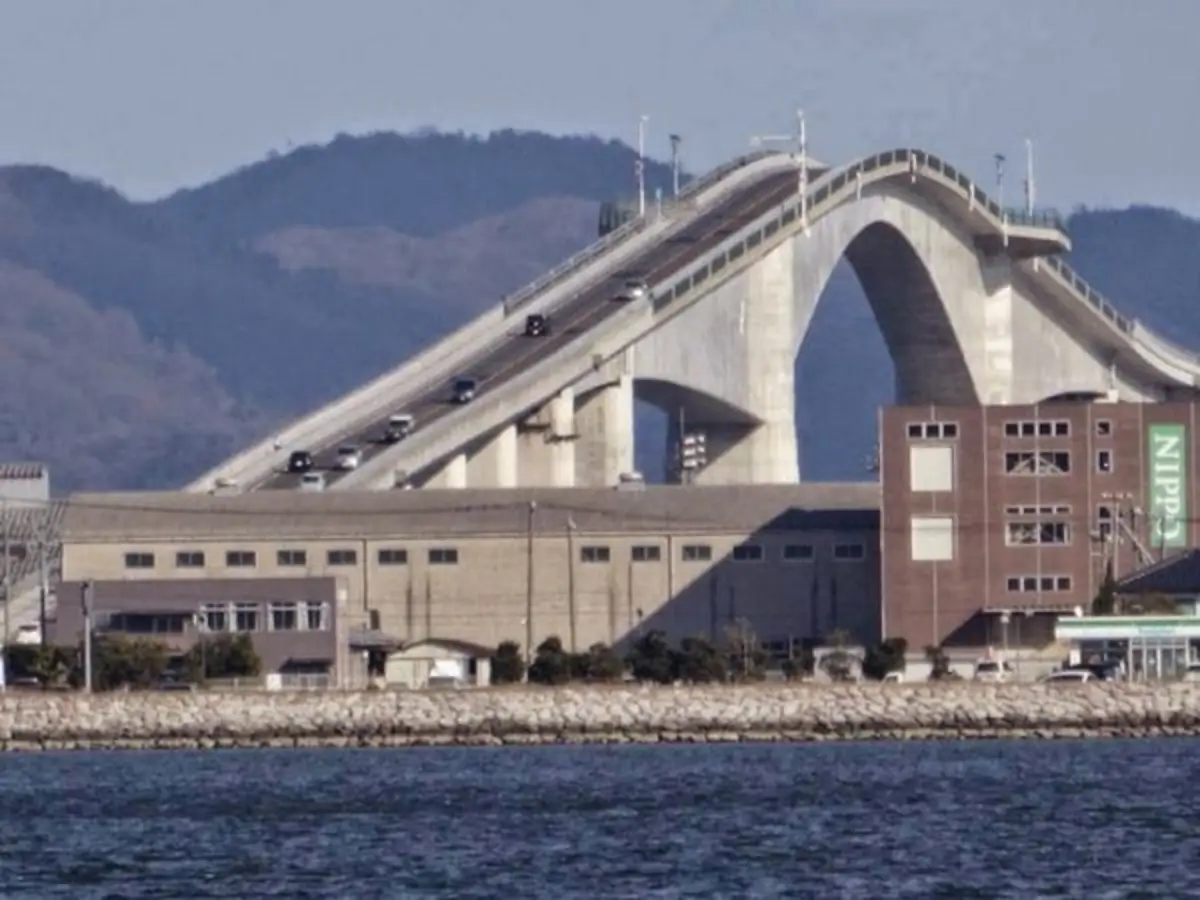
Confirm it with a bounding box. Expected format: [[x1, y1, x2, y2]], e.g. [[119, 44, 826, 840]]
[[993, 152, 1007, 212], [750, 107, 808, 227], [678, 432, 708, 484], [524, 501, 537, 670], [669, 134, 682, 197], [636, 114, 649, 217], [1023, 138, 1036, 218]]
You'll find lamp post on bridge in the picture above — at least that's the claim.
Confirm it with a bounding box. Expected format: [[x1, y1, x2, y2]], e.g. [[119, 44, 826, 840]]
[[669, 134, 682, 197], [993, 152, 1007, 214], [1024, 138, 1036, 218], [636, 114, 649, 217], [750, 107, 808, 229]]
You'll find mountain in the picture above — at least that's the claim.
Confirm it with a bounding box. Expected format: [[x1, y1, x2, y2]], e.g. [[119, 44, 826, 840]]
[[0, 130, 1195, 492]]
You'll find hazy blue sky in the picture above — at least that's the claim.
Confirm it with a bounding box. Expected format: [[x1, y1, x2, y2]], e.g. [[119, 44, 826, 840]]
[[1, 0, 1196, 211]]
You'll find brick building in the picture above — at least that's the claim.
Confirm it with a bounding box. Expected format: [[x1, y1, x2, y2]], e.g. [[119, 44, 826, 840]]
[[880, 400, 1199, 652]]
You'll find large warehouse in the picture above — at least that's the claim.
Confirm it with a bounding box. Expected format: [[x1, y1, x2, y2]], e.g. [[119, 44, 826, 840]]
[[58, 483, 882, 678]]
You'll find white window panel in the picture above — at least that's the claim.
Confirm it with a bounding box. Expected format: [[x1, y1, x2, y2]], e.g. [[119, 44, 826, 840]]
[[909, 445, 954, 493], [911, 516, 954, 562]]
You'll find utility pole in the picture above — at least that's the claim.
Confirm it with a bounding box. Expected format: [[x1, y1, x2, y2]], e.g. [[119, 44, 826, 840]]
[[636, 114, 649, 217], [81, 580, 94, 693], [1, 497, 7, 692], [669, 134, 682, 197], [524, 501, 536, 671], [37, 523, 47, 647], [994, 153, 1007, 212], [566, 517, 577, 654], [1023, 138, 1035, 217], [797, 108, 808, 230]]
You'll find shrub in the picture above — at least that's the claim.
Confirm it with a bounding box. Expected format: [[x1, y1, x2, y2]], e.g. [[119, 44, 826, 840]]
[[527, 636, 572, 685], [490, 640, 526, 684], [862, 637, 908, 680], [625, 630, 675, 684], [675, 637, 726, 683]]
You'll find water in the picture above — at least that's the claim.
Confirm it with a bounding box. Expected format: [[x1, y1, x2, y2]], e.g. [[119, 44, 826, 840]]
[[0, 739, 1195, 898]]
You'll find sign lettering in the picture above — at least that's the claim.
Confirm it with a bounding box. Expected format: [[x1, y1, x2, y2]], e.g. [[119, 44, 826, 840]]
[[1148, 423, 1188, 549]]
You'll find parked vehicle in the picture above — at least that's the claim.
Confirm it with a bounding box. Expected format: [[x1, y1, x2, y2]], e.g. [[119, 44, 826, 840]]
[[524, 313, 549, 337], [973, 659, 1015, 682], [381, 413, 415, 443], [452, 376, 478, 404], [335, 446, 362, 470], [287, 450, 314, 473], [1182, 664, 1200, 683], [299, 472, 326, 492], [1041, 669, 1094, 683]]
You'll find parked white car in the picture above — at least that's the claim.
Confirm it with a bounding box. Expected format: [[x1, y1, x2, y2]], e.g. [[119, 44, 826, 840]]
[[973, 659, 1015, 682], [299, 472, 326, 492], [1041, 669, 1094, 683]]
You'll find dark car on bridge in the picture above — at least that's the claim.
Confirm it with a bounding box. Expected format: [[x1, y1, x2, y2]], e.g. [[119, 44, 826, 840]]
[[524, 313, 549, 337], [287, 450, 314, 473], [452, 377, 478, 404]]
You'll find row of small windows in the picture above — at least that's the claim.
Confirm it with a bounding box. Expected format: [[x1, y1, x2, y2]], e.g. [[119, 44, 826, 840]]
[[109, 601, 330, 635], [907, 421, 959, 440], [1004, 419, 1070, 438], [125, 542, 869, 570], [127, 547, 460, 570], [1006, 575, 1073, 593]]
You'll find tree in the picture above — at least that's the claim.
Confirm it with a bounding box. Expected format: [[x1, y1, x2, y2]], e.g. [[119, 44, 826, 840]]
[[675, 637, 727, 683], [577, 643, 624, 683], [5, 644, 75, 687], [85, 634, 170, 691], [182, 633, 262, 682], [625, 629, 675, 684], [924, 644, 956, 681], [490, 641, 525, 685], [819, 628, 860, 682], [725, 620, 768, 682], [527, 636, 572, 685], [1092, 561, 1117, 615], [862, 637, 908, 680]]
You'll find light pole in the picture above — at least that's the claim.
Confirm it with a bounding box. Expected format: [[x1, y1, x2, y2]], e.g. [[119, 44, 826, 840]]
[[566, 517, 577, 653], [1023, 138, 1036, 218], [0, 497, 8, 691], [636, 114, 649, 217], [524, 501, 536, 670], [81, 580, 94, 693], [669, 134, 682, 197], [750, 107, 807, 226], [994, 153, 1006, 212]]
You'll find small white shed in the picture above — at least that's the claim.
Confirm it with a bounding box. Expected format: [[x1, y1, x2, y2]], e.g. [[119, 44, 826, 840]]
[[385, 638, 493, 690]]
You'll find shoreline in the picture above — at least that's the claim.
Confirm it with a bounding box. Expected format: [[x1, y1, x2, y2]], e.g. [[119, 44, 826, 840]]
[[3, 682, 1200, 752]]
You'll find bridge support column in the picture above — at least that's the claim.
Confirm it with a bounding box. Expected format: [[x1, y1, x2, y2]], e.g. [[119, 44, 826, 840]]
[[423, 452, 467, 489], [517, 388, 578, 486], [467, 424, 518, 487], [575, 376, 634, 486], [980, 257, 1016, 404]]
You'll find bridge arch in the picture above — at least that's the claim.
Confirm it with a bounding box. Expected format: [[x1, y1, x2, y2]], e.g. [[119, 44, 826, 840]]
[[633, 183, 989, 481]]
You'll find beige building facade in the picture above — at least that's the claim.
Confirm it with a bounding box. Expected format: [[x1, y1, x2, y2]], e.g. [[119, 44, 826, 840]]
[[60, 484, 882, 656]]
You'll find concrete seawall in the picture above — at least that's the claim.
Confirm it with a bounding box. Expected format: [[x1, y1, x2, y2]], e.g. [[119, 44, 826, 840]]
[[4, 683, 1200, 751]]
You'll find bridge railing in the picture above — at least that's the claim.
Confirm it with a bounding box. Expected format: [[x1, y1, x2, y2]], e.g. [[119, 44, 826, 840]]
[[501, 149, 782, 316]]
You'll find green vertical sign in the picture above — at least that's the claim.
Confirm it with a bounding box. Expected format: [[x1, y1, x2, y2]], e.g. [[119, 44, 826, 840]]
[[1148, 423, 1188, 549]]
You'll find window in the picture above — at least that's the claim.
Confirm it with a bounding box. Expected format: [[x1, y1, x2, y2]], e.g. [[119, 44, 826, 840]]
[[277, 549, 307, 567], [907, 421, 958, 440], [1006, 576, 1072, 592], [1004, 451, 1070, 475], [123, 551, 154, 569], [175, 551, 205, 568], [108, 613, 188, 634], [1004, 504, 1070, 516], [580, 545, 611, 563], [377, 548, 409, 566], [304, 602, 329, 631], [1096, 419, 1112, 436], [1003, 419, 1070, 438], [1096, 449, 1112, 474], [234, 603, 259, 632], [1005, 521, 1071, 547], [201, 602, 228, 633], [225, 550, 257, 568], [732, 543, 764, 562], [429, 547, 459, 565], [910, 517, 954, 561], [681, 544, 713, 562], [269, 601, 298, 631], [327, 549, 358, 566], [834, 543, 865, 561], [909, 445, 954, 492], [1097, 505, 1114, 540], [631, 545, 661, 562], [782, 544, 814, 562]]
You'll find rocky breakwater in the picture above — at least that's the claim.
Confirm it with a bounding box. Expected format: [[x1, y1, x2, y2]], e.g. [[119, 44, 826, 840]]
[[3, 682, 1200, 751]]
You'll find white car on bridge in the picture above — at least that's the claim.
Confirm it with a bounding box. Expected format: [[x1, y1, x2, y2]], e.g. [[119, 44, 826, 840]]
[[335, 446, 362, 470]]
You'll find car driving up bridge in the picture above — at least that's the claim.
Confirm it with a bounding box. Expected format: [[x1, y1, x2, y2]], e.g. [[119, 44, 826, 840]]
[[187, 146, 1200, 494]]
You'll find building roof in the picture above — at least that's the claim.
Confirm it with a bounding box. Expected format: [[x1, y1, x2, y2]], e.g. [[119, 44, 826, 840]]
[[0, 463, 46, 481], [62, 484, 881, 543], [1115, 549, 1200, 595]]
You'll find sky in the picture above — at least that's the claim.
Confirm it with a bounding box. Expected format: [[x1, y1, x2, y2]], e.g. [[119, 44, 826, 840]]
[[1, 0, 1198, 213]]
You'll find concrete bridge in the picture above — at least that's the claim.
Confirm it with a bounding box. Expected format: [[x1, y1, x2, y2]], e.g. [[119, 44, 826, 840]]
[[187, 148, 1200, 494]]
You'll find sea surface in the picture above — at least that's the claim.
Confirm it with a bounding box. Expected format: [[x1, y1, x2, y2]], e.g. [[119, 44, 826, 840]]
[[0, 739, 1194, 898]]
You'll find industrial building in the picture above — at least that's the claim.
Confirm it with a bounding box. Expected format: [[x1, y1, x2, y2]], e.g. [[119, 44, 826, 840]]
[[880, 399, 1200, 652], [57, 483, 882, 677]]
